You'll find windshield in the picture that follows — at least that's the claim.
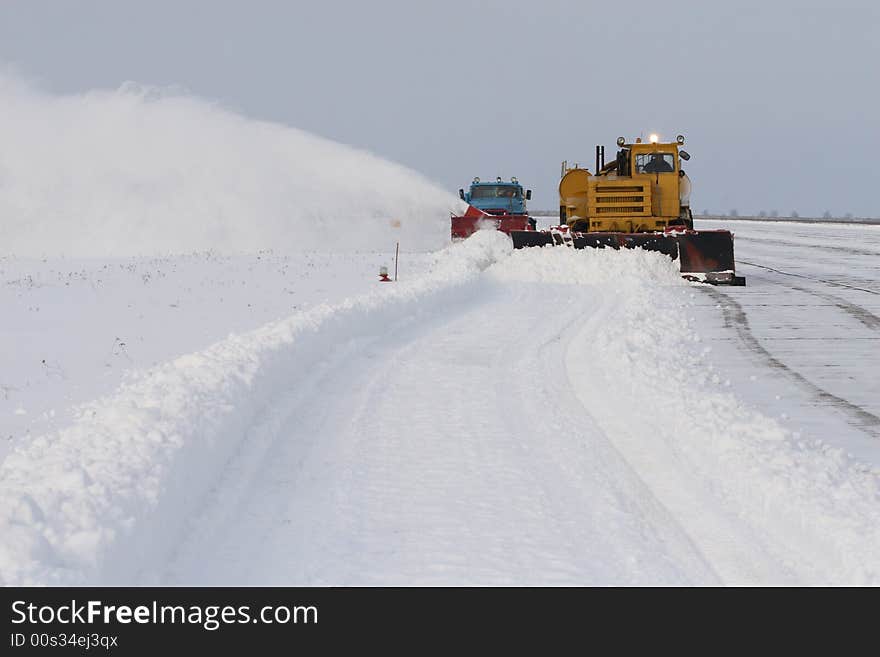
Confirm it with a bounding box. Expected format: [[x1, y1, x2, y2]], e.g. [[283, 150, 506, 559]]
[[634, 152, 675, 174], [471, 185, 521, 199]]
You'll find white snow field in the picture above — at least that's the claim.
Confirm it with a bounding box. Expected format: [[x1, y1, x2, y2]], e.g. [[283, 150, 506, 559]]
[[0, 251, 434, 455], [2, 225, 879, 586], [1, 74, 879, 586]]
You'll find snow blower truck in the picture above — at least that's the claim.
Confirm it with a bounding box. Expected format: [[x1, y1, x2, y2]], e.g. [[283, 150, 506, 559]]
[[451, 177, 537, 239], [510, 135, 745, 285]]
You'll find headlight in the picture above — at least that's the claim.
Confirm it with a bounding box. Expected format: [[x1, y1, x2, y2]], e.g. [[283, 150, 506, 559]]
[[649, 133, 659, 144], [617, 136, 625, 146], [677, 134, 685, 145]]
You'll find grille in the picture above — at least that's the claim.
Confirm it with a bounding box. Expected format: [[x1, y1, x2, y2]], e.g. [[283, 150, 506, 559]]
[[596, 195, 644, 204], [596, 185, 644, 193], [596, 207, 644, 214], [589, 183, 651, 216]]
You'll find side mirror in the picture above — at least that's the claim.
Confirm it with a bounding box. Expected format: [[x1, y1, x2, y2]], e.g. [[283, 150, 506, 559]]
[[458, 188, 465, 200], [525, 190, 532, 200], [679, 150, 690, 161]]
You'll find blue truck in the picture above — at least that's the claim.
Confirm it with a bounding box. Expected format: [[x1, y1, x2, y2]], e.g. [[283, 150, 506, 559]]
[[452, 177, 535, 239]]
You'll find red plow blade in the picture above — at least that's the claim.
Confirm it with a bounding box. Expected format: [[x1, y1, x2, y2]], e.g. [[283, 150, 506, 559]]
[[451, 205, 534, 240]]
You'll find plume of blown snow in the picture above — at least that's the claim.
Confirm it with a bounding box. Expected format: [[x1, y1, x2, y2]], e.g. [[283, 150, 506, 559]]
[[0, 72, 461, 256]]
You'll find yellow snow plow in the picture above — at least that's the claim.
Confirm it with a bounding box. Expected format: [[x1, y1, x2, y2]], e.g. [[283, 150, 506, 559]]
[[510, 134, 745, 285]]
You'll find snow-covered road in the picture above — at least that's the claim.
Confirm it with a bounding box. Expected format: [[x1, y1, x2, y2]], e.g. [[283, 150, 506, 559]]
[[698, 220, 880, 459], [165, 263, 720, 586], [163, 226, 880, 586], [2, 224, 879, 586]]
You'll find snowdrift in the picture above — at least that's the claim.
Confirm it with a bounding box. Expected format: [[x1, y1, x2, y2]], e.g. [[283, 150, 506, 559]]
[[0, 73, 459, 256], [2, 234, 878, 585], [495, 248, 880, 584], [0, 232, 513, 585]]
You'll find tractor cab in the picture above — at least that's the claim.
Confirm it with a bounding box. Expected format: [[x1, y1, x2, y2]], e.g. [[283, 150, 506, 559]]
[[458, 177, 532, 217], [622, 136, 691, 226], [612, 136, 688, 179]]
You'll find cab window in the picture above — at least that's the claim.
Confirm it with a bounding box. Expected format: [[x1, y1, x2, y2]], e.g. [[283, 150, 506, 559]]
[[471, 185, 521, 199], [635, 152, 675, 174]]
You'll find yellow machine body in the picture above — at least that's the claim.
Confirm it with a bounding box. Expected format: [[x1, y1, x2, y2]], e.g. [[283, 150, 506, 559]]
[[559, 140, 690, 233], [510, 133, 744, 284]]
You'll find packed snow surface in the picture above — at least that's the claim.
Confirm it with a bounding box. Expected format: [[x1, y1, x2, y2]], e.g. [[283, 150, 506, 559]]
[[0, 250, 434, 452], [0, 72, 459, 256], [2, 228, 879, 586]]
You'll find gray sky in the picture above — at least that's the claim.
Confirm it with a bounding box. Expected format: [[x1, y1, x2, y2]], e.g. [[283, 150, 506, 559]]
[[2, 0, 878, 216]]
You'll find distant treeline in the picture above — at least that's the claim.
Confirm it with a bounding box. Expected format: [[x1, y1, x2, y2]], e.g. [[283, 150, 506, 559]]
[[696, 215, 880, 225], [528, 210, 880, 225]]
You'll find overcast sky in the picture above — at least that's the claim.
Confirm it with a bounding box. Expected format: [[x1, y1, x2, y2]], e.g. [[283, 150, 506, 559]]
[[2, 0, 878, 216]]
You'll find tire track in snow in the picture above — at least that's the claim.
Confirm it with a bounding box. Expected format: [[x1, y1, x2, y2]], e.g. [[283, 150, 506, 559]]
[[161, 282, 500, 585], [736, 236, 880, 259], [705, 287, 880, 438], [490, 286, 722, 584], [325, 284, 719, 584], [737, 259, 879, 296], [784, 284, 880, 332], [167, 280, 726, 584], [738, 262, 880, 331]]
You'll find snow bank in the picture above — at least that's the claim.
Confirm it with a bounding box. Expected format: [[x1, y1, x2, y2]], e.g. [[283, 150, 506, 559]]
[[538, 252, 880, 584], [0, 231, 512, 585], [5, 236, 878, 585], [489, 244, 685, 287], [0, 72, 460, 256]]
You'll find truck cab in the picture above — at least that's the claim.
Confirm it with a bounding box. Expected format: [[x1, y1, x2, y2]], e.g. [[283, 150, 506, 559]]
[[459, 177, 532, 217]]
